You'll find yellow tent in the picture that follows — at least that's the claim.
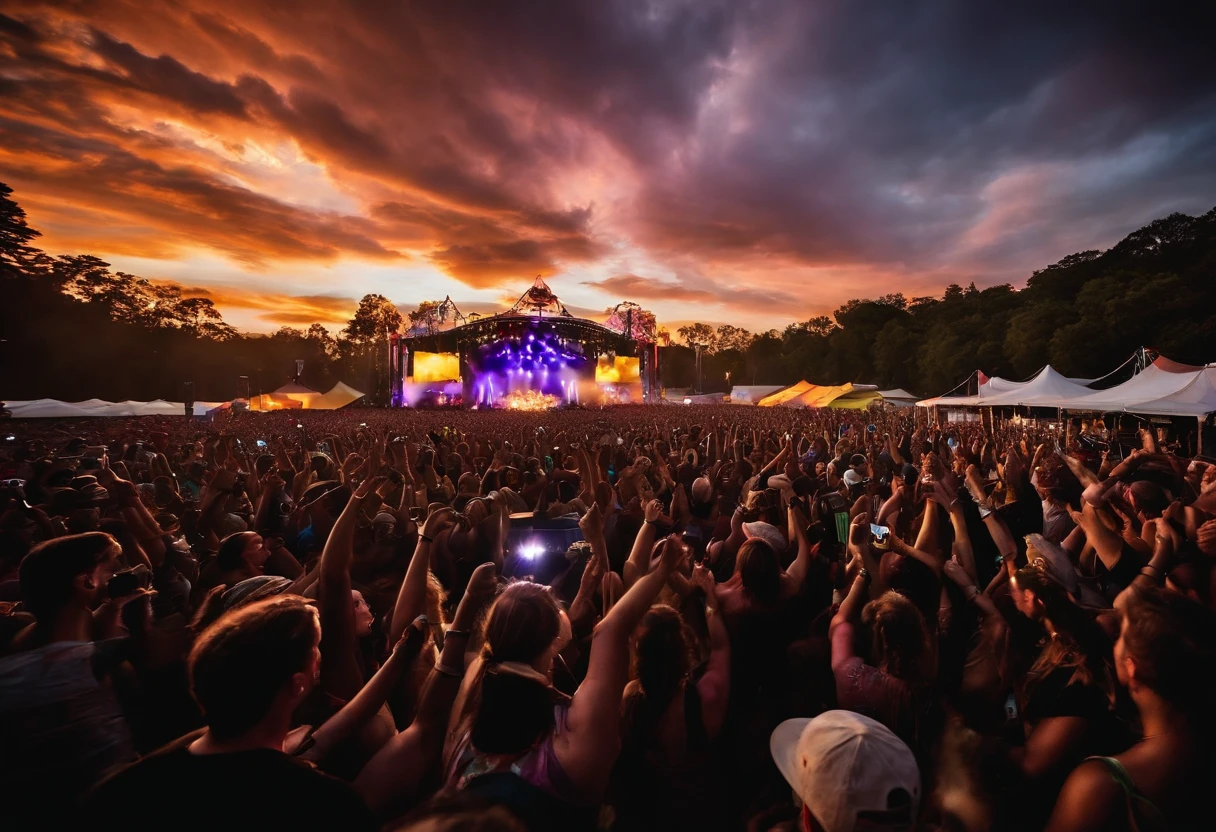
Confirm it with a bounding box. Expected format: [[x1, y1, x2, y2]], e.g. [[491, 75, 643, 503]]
[[760, 382, 883, 409], [757, 381, 817, 407]]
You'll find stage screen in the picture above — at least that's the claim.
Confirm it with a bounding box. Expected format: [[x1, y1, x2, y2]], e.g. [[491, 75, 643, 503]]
[[595, 355, 640, 384], [412, 351, 460, 382]]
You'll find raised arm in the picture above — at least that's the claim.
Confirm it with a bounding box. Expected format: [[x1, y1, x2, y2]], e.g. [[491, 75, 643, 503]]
[[356, 563, 498, 818], [691, 563, 730, 739], [303, 616, 429, 762], [783, 503, 816, 594], [389, 507, 455, 645], [623, 499, 661, 589], [318, 476, 382, 700], [556, 535, 683, 798]]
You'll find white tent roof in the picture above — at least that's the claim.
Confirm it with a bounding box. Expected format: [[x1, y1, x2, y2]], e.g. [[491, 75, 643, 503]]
[[273, 381, 319, 395], [729, 385, 784, 403], [917, 374, 1020, 407], [6, 398, 226, 417], [974, 366, 1094, 407], [311, 381, 366, 410], [1067, 359, 1206, 412], [878, 388, 918, 404], [1124, 367, 1216, 417]]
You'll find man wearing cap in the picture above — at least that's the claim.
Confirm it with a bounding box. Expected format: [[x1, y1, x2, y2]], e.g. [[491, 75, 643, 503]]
[[770, 710, 920, 831]]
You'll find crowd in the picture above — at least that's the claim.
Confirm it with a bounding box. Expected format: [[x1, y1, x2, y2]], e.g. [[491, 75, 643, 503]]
[[1, 403, 1214, 831]]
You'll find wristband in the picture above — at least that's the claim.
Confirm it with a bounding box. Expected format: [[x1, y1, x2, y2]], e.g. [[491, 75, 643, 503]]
[[420, 534, 433, 543], [444, 628, 470, 639], [968, 586, 981, 600]]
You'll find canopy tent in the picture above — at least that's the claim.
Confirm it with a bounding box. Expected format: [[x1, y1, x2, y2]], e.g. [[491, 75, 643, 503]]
[[5, 398, 226, 418], [916, 370, 1034, 408], [729, 385, 785, 404], [311, 382, 366, 410], [758, 382, 883, 409], [878, 388, 919, 407], [1123, 366, 1216, 417], [972, 366, 1094, 407], [916, 353, 1215, 415], [256, 381, 323, 410], [1065, 357, 1207, 412], [251, 380, 364, 411], [757, 381, 817, 407]]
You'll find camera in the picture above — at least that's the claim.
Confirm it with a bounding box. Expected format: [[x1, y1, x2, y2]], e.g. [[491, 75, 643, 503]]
[[107, 564, 153, 598]]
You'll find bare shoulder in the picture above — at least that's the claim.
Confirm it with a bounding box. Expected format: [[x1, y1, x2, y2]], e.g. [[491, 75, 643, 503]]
[[1046, 758, 1122, 832]]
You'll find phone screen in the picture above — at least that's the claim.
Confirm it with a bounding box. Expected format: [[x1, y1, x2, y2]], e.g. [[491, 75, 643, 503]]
[[256, 440, 267, 448], [870, 524, 891, 551]]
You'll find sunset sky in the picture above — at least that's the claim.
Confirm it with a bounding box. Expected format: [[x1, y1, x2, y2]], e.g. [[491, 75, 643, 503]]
[[1, 1, 1214, 334]]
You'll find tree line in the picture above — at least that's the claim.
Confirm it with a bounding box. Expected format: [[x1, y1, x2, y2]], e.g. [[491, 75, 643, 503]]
[[668, 209, 1216, 393], [1, 180, 1213, 403]]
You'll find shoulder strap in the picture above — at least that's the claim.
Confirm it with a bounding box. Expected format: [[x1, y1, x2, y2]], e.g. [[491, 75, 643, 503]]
[[1086, 756, 1135, 792]]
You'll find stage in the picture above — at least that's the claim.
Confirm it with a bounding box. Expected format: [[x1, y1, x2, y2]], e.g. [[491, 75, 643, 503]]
[[388, 278, 661, 409]]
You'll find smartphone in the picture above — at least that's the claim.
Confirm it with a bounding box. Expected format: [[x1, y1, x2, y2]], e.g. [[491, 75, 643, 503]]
[[867, 424, 877, 433], [256, 439, 267, 448], [870, 523, 891, 550]]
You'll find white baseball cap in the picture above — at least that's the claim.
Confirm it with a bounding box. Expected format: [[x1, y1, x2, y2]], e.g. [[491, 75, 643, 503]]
[[770, 711, 920, 832]]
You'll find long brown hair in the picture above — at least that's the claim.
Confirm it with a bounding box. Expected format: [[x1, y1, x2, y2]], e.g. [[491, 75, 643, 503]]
[[625, 605, 694, 742], [467, 581, 563, 754], [1016, 565, 1115, 705], [862, 591, 935, 693]]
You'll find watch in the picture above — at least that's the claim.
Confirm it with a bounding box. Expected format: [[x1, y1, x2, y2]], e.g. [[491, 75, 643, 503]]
[[858, 567, 871, 583]]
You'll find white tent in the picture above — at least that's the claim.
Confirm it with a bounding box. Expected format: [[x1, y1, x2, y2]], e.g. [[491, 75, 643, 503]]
[[878, 388, 919, 407], [973, 366, 1094, 407], [1066, 357, 1206, 412], [729, 385, 784, 404], [6, 398, 226, 417], [311, 382, 366, 410], [917, 373, 1023, 408], [1123, 367, 1216, 417], [6, 398, 97, 418]]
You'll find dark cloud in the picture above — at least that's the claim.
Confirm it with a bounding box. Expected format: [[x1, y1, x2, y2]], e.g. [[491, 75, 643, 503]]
[[0, 0, 1213, 327], [584, 274, 799, 314], [88, 28, 250, 117]]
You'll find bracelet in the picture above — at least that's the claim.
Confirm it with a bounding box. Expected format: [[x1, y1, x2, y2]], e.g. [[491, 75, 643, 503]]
[[419, 534, 433, 543], [433, 663, 465, 678], [1139, 565, 1162, 580], [858, 567, 871, 583], [444, 628, 471, 639], [968, 586, 981, 600]]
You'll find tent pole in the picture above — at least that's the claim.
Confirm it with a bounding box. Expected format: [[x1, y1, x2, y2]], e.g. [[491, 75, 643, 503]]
[[1199, 417, 1205, 457]]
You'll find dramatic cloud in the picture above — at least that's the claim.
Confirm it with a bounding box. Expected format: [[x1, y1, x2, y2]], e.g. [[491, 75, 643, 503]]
[[166, 283, 358, 327], [1, 1, 1213, 331]]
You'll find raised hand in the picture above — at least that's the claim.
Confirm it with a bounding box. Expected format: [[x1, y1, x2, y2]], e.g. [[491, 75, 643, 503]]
[[644, 498, 663, 524], [421, 505, 457, 539], [578, 502, 604, 540], [943, 556, 971, 587], [691, 561, 715, 594]]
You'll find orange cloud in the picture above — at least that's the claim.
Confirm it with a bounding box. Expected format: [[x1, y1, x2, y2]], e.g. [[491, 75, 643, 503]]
[[164, 282, 357, 327]]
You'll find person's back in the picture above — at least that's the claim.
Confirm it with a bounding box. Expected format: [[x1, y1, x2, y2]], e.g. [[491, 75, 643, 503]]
[[89, 729, 369, 831], [0, 533, 137, 830], [87, 594, 373, 831]]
